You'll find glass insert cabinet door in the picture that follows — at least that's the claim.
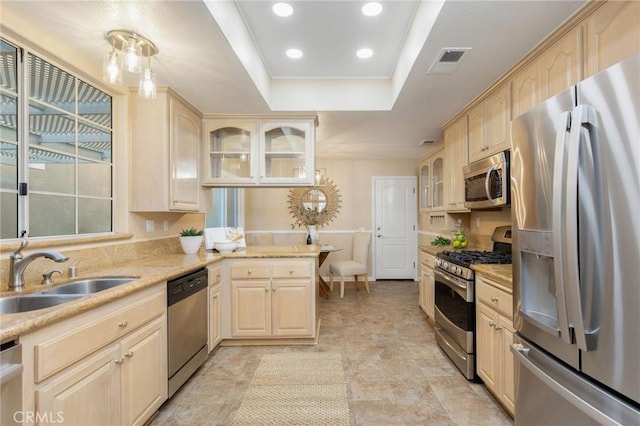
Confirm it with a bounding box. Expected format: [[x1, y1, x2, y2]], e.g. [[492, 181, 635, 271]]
[[258, 120, 314, 185], [204, 121, 257, 185]]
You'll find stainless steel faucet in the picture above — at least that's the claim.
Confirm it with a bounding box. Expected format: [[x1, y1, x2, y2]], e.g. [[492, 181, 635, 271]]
[[8, 239, 69, 291]]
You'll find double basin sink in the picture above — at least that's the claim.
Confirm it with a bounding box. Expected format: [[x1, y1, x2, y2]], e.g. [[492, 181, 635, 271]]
[[0, 277, 139, 315]]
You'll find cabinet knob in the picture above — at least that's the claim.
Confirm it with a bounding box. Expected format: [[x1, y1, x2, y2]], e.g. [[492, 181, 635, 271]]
[[124, 351, 134, 358], [265, 287, 269, 292], [118, 321, 128, 328], [213, 295, 218, 299], [272, 288, 276, 292], [490, 296, 498, 302], [114, 358, 125, 365], [247, 270, 252, 275], [494, 326, 502, 331], [489, 321, 496, 328], [289, 269, 294, 274]]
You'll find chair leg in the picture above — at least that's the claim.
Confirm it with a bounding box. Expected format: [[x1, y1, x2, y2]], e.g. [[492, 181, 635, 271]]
[[354, 274, 359, 290], [363, 274, 370, 294], [340, 275, 345, 298], [329, 271, 334, 291]]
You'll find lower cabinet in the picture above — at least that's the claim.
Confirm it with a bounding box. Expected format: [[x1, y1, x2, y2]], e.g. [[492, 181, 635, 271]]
[[208, 262, 223, 352], [22, 284, 167, 426], [229, 259, 315, 338], [475, 273, 515, 416], [419, 251, 435, 320]]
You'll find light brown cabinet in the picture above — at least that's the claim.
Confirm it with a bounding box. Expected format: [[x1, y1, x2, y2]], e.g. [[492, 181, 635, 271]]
[[208, 263, 223, 352], [419, 251, 435, 320], [444, 117, 468, 211], [130, 88, 206, 212], [585, 0, 640, 78], [22, 285, 167, 426], [202, 117, 316, 186], [475, 273, 515, 416], [538, 26, 583, 103], [229, 259, 315, 338], [468, 85, 510, 163], [419, 147, 445, 212]]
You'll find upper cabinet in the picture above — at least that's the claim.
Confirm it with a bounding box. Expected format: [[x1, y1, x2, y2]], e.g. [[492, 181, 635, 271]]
[[419, 147, 445, 213], [444, 117, 468, 212], [130, 88, 206, 212], [468, 84, 510, 163], [203, 117, 315, 186], [585, 0, 640, 78], [538, 26, 582, 102]]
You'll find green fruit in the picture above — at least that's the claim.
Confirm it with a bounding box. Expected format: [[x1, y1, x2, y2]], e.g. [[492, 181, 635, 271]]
[[461, 240, 468, 248], [453, 240, 461, 248]]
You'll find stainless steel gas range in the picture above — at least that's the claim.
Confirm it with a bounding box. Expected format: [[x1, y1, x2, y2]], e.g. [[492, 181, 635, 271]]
[[434, 226, 512, 380]]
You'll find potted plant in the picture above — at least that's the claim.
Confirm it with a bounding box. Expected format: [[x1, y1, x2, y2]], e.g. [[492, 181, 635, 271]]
[[179, 228, 204, 254]]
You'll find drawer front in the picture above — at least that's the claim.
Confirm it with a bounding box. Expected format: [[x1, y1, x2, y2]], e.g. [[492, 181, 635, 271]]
[[420, 251, 435, 267], [230, 262, 270, 279], [209, 263, 222, 286], [35, 291, 165, 383], [477, 281, 513, 318], [271, 261, 311, 279]]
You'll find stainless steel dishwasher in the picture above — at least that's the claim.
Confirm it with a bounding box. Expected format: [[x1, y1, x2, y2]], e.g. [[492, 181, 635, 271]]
[[1, 341, 23, 426], [167, 268, 208, 398]]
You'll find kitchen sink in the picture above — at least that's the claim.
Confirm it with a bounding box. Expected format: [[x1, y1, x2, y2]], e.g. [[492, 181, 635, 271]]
[[0, 294, 84, 314], [39, 277, 140, 295]]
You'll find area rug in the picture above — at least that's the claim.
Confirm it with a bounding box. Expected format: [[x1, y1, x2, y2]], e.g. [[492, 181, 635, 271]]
[[230, 352, 350, 425]]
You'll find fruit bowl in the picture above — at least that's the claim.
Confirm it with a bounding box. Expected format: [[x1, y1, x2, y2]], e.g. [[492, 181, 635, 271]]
[[214, 241, 239, 253]]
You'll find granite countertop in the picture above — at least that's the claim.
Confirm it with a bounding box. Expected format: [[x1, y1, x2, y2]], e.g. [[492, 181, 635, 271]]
[[419, 244, 452, 256], [0, 245, 320, 342], [472, 264, 513, 287]]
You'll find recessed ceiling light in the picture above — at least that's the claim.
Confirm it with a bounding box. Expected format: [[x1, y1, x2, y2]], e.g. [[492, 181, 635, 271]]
[[286, 48, 303, 59], [356, 48, 373, 59], [272, 2, 293, 17], [361, 2, 383, 17]]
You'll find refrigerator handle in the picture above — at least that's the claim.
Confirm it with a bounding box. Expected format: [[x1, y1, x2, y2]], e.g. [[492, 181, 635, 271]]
[[564, 105, 596, 351], [551, 111, 573, 344]]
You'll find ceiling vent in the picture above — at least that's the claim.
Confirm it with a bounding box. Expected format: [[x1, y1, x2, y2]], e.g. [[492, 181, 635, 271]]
[[427, 47, 471, 75]]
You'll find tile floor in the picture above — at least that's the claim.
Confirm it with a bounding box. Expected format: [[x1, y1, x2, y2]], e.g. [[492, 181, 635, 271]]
[[152, 280, 513, 425]]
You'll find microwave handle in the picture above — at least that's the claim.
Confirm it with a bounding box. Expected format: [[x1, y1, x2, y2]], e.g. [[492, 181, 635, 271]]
[[484, 165, 496, 204]]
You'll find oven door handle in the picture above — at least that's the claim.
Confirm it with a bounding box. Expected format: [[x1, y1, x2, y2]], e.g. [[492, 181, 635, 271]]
[[435, 269, 472, 302], [484, 164, 497, 204]]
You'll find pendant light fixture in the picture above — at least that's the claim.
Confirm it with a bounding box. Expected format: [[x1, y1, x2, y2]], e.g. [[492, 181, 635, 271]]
[[103, 30, 158, 98]]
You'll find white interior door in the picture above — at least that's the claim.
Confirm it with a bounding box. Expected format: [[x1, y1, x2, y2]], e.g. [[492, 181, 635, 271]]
[[373, 176, 417, 279]]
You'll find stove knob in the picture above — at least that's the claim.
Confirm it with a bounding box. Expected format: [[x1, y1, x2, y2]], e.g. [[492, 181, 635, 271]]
[[453, 266, 460, 274], [443, 262, 449, 270]]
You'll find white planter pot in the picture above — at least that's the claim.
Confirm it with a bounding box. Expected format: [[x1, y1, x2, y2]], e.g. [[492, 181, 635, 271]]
[[179, 235, 203, 254]]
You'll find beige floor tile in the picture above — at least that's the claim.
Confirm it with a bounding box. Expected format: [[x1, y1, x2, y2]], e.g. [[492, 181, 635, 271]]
[[152, 280, 513, 425]]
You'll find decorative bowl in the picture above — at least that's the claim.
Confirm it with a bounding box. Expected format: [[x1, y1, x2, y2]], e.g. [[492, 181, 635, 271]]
[[214, 241, 238, 253]]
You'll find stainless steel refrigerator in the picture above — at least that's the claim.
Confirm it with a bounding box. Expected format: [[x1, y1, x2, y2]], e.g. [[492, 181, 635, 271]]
[[510, 52, 640, 425]]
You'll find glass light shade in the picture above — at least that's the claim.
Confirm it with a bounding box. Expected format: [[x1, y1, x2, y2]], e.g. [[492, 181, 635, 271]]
[[102, 50, 123, 84], [138, 68, 157, 99], [122, 39, 142, 73]]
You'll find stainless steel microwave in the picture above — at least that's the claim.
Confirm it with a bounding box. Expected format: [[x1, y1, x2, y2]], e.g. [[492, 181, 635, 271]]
[[463, 151, 510, 209]]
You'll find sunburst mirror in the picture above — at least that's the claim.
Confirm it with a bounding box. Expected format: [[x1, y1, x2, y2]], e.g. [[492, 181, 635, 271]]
[[288, 177, 342, 228]]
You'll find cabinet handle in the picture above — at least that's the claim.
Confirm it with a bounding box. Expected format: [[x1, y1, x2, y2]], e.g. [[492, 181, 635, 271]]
[[265, 287, 269, 292], [289, 269, 294, 274], [489, 321, 496, 328], [490, 296, 498, 302], [494, 326, 502, 331], [247, 270, 252, 275], [213, 295, 218, 299], [118, 321, 128, 328], [272, 288, 276, 292], [114, 358, 125, 365], [124, 351, 134, 358]]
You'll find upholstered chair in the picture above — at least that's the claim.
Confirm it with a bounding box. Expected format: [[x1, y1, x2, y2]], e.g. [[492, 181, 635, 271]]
[[329, 232, 371, 298]]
